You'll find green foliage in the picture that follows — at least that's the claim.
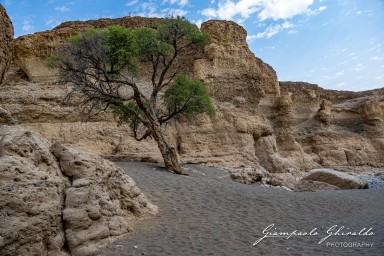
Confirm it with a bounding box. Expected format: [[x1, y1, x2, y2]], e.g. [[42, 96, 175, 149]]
[[158, 16, 208, 49], [68, 27, 103, 45], [133, 27, 171, 60], [102, 25, 138, 73], [46, 54, 59, 69], [163, 74, 215, 118]]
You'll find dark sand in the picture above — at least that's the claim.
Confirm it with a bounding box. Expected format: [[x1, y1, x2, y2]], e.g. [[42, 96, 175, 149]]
[[100, 162, 384, 256]]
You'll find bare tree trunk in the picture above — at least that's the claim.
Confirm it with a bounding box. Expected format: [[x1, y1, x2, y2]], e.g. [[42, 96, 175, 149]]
[[147, 115, 186, 175]]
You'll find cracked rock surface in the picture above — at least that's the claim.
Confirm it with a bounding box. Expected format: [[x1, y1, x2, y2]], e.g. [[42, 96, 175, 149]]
[[0, 125, 157, 256]]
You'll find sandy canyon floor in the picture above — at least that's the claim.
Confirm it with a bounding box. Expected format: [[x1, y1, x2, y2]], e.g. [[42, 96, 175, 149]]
[[99, 162, 384, 256]]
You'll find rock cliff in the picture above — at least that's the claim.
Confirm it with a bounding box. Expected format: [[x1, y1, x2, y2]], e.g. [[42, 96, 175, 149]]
[[0, 124, 157, 256], [1, 15, 383, 190], [0, 4, 13, 84]]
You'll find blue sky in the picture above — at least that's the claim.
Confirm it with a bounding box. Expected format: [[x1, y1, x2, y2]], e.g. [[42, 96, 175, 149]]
[[2, 0, 384, 91]]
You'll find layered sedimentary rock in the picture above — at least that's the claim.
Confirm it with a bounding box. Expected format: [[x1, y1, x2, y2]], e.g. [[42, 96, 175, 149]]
[[0, 124, 157, 256], [1, 16, 383, 191], [195, 20, 280, 105], [0, 4, 13, 84], [280, 82, 384, 168]]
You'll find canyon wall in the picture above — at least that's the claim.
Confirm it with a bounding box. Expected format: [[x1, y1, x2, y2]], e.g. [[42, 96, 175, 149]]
[[1, 16, 383, 189], [0, 4, 13, 84]]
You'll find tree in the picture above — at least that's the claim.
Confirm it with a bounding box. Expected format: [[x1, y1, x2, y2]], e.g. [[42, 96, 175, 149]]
[[48, 17, 215, 175]]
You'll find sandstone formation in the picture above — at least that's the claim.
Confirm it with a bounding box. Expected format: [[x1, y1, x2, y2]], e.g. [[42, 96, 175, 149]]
[[0, 124, 157, 256], [281, 82, 384, 168], [1, 16, 383, 192], [0, 4, 13, 84], [194, 20, 280, 106]]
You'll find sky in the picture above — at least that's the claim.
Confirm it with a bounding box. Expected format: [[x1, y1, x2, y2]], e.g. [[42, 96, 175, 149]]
[[1, 0, 384, 91]]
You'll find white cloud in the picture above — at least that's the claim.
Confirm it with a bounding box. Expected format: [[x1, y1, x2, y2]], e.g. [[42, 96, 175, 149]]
[[336, 71, 344, 76], [55, 6, 70, 12], [201, 0, 320, 22], [166, 8, 188, 17], [254, 21, 294, 39], [247, 35, 258, 43], [258, 0, 314, 20], [126, 0, 138, 6], [22, 20, 34, 32], [168, 0, 189, 7], [348, 52, 358, 59], [201, 0, 261, 20], [179, 0, 188, 6], [138, 2, 188, 18], [335, 81, 347, 88], [371, 56, 384, 61], [308, 5, 327, 15], [201, 8, 217, 18], [194, 19, 203, 28], [354, 64, 365, 71]]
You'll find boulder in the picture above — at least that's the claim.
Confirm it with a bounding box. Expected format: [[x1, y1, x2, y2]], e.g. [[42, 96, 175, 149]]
[[0, 4, 13, 84], [294, 180, 340, 192], [0, 125, 156, 256], [301, 168, 368, 189], [229, 168, 267, 185]]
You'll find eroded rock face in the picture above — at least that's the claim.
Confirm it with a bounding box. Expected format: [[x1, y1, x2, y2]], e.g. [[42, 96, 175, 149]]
[[0, 4, 13, 84], [0, 125, 156, 256], [195, 20, 280, 106], [281, 82, 384, 168]]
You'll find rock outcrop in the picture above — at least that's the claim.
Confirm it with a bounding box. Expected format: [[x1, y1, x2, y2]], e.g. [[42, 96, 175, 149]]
[[0, 4, 13, 84], [194, 20, 280, 106], [281, 82, 384, 168], [0, 125, 157, 256]]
